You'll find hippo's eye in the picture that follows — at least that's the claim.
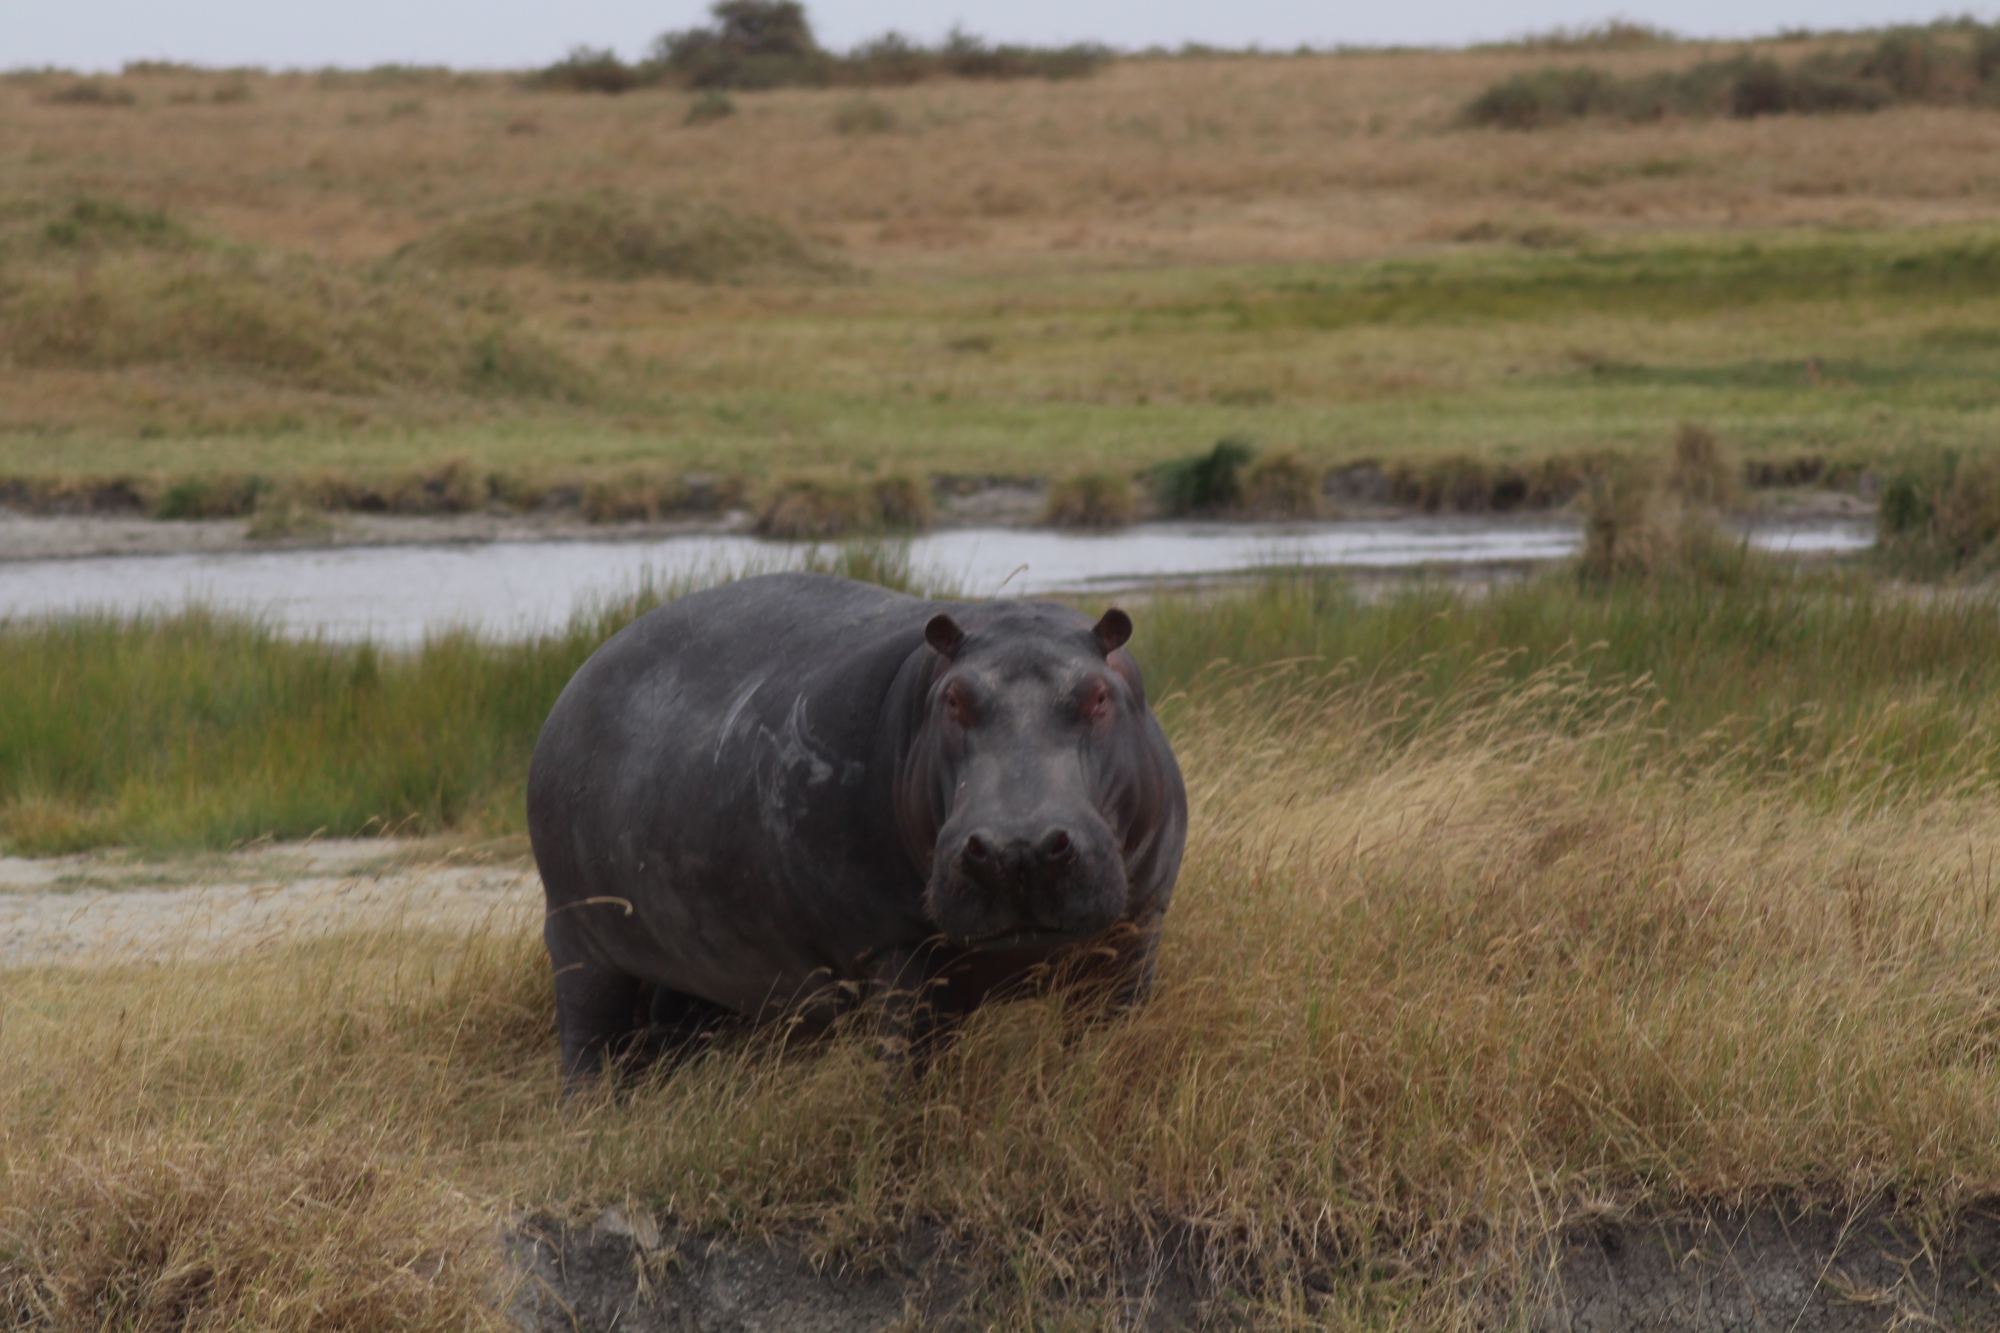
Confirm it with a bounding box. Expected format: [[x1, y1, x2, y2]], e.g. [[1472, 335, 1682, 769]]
[[1082, 680, 1113, 724], [944, 682, 975, 728]]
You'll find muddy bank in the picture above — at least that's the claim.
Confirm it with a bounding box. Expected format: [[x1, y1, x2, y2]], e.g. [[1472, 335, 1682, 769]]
[[507, 1200, 2000, 1332]]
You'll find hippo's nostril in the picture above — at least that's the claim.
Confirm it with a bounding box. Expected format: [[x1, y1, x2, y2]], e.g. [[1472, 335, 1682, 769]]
[[1039, 828, 1075, 863], [964, 834, 995, 865]]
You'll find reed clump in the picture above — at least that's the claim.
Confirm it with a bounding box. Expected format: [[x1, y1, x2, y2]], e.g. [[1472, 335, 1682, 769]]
[[1876, 447, 2000, 579], [1240, 449, 1322, 519], [754, 471, 933, 538], [1040, 470, 1135, 529]]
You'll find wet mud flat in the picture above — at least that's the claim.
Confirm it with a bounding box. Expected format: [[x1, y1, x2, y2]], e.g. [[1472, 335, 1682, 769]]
[[506, 1201, 2000, 1332]]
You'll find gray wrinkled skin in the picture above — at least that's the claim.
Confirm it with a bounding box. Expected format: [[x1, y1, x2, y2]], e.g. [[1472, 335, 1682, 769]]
[[527, 572, 1188, 1086]]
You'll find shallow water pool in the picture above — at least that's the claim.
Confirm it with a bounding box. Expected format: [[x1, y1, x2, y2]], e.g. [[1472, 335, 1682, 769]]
[[1, 517, 1872, 648]]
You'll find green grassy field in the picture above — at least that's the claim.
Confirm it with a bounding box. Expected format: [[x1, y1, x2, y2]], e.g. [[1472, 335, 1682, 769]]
[[9, 226, 2000, 502]]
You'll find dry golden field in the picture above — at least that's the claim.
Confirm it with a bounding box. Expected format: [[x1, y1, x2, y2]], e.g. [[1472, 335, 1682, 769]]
[[3, 37, 1999, 503]]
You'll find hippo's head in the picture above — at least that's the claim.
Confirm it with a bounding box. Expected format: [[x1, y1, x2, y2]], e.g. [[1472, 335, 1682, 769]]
[[898, 601, 1170, 950]]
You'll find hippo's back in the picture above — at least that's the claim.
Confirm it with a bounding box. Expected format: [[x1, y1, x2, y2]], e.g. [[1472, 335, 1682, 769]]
[[527, 573, 940, 1012]]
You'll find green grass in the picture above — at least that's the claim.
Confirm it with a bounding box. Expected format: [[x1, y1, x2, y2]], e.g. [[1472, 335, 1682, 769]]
[[5, 225, 1999, 499], [10, 561, 2000, 854]]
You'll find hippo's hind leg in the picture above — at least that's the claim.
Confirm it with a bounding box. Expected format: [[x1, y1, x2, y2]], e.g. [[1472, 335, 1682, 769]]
[[552, 957, 645, 1091]]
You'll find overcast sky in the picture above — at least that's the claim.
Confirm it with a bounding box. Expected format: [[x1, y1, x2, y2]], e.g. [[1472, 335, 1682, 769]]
[[9, 1, 1997, 73]]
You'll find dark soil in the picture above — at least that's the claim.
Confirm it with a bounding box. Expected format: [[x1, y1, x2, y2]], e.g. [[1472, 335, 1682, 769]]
[[509, 1201, 2000, 1332]]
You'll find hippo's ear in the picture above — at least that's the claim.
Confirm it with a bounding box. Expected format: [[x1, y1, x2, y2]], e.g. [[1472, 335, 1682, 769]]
[[925, 613, 966, 659], [1092, 608, 1133, 655]]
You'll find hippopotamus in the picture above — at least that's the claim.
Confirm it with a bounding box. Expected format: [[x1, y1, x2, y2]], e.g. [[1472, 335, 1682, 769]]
[[527, 572, 1187, 1086]]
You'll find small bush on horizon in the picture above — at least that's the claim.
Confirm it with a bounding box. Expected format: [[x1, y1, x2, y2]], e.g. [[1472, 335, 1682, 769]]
[[1465, 25, 2000, 128], [43, 80, 138, 107]]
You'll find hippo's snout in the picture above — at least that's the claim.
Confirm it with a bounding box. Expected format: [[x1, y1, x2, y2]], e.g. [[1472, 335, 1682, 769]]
[[960, 825, 1078, 879], [930, 818, 1127, 947]]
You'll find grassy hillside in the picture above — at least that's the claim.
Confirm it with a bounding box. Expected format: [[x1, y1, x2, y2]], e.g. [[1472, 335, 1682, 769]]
[[3, 38, 1999, 516]]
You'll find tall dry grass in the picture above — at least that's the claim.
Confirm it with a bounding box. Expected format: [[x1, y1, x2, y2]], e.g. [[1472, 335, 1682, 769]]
[[8, 591, 2000, 1324]]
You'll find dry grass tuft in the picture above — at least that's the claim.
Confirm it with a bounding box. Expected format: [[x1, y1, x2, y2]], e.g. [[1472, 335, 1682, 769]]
[[10, 640, 2000, 1322], [1241, 449, 1323, 519], [1040, 470, 1135, 529], [1667, 420, 1741, 508], [755, 471, 933, 538], [396, 189, 845, 284], [0, 1134, 504, 1331]]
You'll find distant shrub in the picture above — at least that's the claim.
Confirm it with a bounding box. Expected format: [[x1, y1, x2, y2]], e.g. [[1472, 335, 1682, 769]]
[[1465, 26, 1999, 129], [398, 190, 845, 283], [1152, 437, 1256, 516], [684, 90, 736, 124], [527, 47, 643, 94], [651, 0, 833, 90], [44, 80, 137, 107], [1241, 451, 1322, 519], [533, 1, 1107, 93], [831, 97, 897, 134], [1463, 67, 1614, 130], [1041, 472, 1135, 529], [932, 29, 1109, 81], [1489, 20, 1675, 52]]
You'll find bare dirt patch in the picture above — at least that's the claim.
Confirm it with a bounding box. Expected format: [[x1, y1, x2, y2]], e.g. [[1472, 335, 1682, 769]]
[[0, 838, 533, 966]]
